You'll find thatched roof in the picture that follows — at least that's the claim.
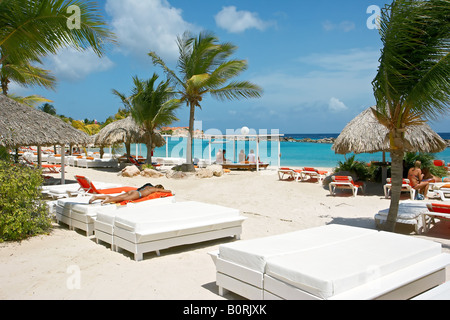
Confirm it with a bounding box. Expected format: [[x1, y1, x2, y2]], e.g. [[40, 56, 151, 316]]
[[94, 116, 166, 148], [332, 106, 447, 155], [0, 94, 90, 148]]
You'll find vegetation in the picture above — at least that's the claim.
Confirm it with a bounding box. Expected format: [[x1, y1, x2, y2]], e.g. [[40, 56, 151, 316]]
[[334, 155, 371, 181], [0, 161, 52, 242], [112, 74, 180, 164], [0, 0, 115, 95], [372, 0, 450, 231], [149, 31, 263, 167]]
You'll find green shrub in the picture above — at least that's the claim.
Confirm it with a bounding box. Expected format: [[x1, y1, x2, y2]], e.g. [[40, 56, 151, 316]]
[[0, 160, 52, 242], [334, 155, 371, 181]]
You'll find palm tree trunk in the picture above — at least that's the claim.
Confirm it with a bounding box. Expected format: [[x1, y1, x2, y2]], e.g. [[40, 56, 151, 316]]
[[384, 149, 404, 232], [146, 134, 153, 165], [186, 102, 195, 165]]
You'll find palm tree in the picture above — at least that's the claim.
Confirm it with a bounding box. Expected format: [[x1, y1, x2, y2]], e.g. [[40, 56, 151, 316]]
[[0, 0, 115, 95], [113, 74, 180, 164], [372, 0, 450, 232], [149, 31, 263, 168]]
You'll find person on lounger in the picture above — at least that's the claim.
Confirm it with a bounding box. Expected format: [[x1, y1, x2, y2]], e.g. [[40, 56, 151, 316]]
[[422, 167, 450, 183], [89, 183, 171, 204], [408, 160, 429, 199]]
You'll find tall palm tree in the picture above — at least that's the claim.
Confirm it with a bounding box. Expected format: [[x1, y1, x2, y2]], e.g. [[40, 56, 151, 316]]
[[0, 0, 115, 95], [113, 74, 180, 164], [149, 31, 263, 168], [372, 0, 450, 232]]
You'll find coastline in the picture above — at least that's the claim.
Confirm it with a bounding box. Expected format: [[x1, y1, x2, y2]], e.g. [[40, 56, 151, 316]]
[[0, 164, 449, 299]]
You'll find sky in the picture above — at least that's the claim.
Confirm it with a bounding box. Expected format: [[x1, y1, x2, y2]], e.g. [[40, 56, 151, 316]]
[[10, 0, 450, 134]]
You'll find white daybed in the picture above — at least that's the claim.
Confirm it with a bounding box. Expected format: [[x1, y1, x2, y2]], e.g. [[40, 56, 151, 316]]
[[55, 195, 175, 236], [94, 196, 176, 248], [76, 157, 118, 168], [42, 181, 122, 199], [106, 201, 246, 261], [209, 224, 450, 300], [374, 201, 428, 234]]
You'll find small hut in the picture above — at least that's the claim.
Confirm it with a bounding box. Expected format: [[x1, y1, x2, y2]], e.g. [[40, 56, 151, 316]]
[[94, 116, 165, 159], [332, 107, 446, 155], [0, 94, 89, 148]]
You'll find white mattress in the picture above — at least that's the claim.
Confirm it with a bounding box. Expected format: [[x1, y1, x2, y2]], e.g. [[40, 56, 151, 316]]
[[95, 196, 177, 226], [43, 181, 121, 195], [218, 224, 374, 273], [113, 201, 240, 234], [56, 196, 113, 216], [376, 201, 427, 220], [264, 230, 441, 299]]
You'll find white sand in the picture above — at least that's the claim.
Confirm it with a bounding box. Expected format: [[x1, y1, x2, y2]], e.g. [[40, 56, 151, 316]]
[[1, 165, 449, 300]]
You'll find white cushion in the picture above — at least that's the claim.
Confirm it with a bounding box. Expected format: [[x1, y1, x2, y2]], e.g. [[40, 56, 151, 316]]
[[113, 201, 240, 234], [264, 230, 441, 299], [376, 201, 427, 220], [218, 225, 375, 273]]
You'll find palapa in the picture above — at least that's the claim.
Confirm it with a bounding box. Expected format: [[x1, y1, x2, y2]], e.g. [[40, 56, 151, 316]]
[[93, 116, 165, 154], [332, 106, 446, 155], [0, 94, 89, 148]]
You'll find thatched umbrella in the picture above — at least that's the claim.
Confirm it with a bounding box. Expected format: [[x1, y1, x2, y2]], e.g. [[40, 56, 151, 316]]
[[0, 94, 89, 148], [332, 106, 446, 155], [332, 106, 446, 184], [0, 94, 90, 184], [94, 116, 166, 158]]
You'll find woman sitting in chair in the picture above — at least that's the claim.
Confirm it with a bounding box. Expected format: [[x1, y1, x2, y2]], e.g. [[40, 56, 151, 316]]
[[89, 183, 171, 204]]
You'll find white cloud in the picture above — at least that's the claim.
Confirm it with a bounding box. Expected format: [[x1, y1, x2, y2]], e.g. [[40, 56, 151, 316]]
[[106, 0, 198, 62], [44, 48, 114, 82], [328, 97, 348, 112], [322, 20, 355, 32], [215, 6, 272, 33]]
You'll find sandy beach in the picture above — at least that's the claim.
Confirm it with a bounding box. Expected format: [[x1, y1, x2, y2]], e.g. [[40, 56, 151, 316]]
[[1, 164, 450, 300]]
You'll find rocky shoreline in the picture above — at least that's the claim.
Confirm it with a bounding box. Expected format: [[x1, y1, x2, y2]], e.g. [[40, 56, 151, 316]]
[[281, 136, 336, 144]]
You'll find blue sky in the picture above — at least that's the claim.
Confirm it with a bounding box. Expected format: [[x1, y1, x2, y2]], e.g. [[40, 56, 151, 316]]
[[11, 0, 450, 134]]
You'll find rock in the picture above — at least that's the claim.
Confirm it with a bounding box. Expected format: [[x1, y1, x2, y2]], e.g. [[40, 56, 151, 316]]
[[172, 163, 196, 172], [207, 164, 223, 177], [120, 165, 140, 177], [196, 168, 214, 178], [141, 168, 164, 178], [165, 169, 188, 179]]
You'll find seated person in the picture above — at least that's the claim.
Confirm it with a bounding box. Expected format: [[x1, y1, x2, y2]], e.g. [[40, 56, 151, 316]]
[[422, 167, 450, 183], [238, 149, 246, 163], [247, 149, 256, 163], [215, 149, 223, 164], [408, 160, 429, 198], [89, 183, 172, 204]]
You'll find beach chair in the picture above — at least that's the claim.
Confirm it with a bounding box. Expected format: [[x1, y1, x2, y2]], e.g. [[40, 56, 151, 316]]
[[74, 175, 137, 195], [384, 178, 415, 200], [428, 183, 450, 201], [328, 176, 364, 196], [301, 167, 327, 183], [209, 224, 450, 300], [277, 167, 302, 181], [22, 155, 62, 173], [374, 200, 427, 234], [422, 203, 450, 233]]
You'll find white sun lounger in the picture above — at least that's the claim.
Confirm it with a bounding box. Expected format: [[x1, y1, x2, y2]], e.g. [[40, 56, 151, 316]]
[[374, 201, 428, 234], [41, 181, 122, 199], [94, 196, 176, 248], [107, 201, 246, 261], [209, 224, 450, 300], [55, 195, 175, 236]]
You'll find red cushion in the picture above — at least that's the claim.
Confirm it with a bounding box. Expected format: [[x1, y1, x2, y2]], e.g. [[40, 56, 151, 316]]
[[434, 160, 445, 167], [96, 186, 137, 194], [428, 203, 450, 214], [120, 192, 173, 205]]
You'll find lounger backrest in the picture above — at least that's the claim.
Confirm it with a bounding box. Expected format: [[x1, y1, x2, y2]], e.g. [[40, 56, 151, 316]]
[[303, 167, 317, 172], [386, 178, 410, 185], [128, 156, 140, 166], [434, 160, 445, 167], [427, 203, 450, 214], [333, 176, 353, 182], [74, 175, 99, 193]]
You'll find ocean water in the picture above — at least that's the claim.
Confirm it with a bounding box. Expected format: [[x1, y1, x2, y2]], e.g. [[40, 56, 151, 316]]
[[124, 133, 450, 168]]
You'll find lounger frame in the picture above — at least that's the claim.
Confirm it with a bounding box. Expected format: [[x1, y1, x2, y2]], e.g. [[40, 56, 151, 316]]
[[211, 252, 450, 300], [114, 218, 246, 261]]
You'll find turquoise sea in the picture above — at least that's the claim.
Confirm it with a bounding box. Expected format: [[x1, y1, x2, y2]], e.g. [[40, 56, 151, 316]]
[[125, 133, 450, 168]]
